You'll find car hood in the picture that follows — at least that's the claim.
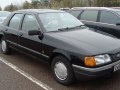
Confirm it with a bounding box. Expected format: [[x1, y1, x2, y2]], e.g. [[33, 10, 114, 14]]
[[45, 29, 120, 55]]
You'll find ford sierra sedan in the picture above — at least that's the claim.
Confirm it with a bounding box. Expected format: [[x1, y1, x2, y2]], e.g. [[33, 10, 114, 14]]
[[0, 9, 120, 85]]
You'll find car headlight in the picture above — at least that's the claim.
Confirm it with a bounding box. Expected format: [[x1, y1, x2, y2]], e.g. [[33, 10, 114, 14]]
[[84, 54, 111, 67], [95, 54, 111, 65]]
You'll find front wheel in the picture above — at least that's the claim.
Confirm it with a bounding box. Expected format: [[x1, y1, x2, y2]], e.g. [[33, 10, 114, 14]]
[[1, 37, 11, 54], [51, 56, 75, 85]]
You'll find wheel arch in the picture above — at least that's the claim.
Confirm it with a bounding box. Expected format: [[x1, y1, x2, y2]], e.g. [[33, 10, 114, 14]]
[[0, 34, 4, 41], [49, 49, 71, 65]]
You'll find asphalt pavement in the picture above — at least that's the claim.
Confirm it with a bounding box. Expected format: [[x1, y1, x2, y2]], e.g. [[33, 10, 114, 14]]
[[0, 50, 120, 90]]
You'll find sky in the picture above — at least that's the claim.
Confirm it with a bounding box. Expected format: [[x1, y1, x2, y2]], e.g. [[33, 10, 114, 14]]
[[0, 0, 31, 9]]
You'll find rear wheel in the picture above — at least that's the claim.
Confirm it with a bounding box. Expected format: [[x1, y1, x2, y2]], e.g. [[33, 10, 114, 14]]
[[51, 56, 75, 85], [1, 37, 11, 54]]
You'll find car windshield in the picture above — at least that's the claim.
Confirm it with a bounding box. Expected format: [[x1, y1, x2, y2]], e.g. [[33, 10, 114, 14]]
[[0, 12, 10, 17], [39, 12, 84, 32], [117, 11, 120, 15]]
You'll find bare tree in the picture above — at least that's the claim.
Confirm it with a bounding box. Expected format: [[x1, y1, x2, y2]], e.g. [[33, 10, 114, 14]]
[[0, 6, 2, 11], [87, 0, 94, 6], [23, 1, 32, 9], [4, 4, 18, 12]]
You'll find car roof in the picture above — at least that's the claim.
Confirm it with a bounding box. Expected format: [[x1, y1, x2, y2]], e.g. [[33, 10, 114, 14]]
[[0, 11, 10, 13], [14, 9, 65, 14], [71, 7, 120, 12]]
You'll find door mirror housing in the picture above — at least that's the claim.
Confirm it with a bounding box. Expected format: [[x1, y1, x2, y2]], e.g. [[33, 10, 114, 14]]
[[28, 30, 42, 36]]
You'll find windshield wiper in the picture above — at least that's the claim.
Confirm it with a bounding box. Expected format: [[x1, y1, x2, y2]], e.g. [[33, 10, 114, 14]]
[[58, 27, 70, 31], [58, 25, 86, 31], [72, 25, 86, 29]]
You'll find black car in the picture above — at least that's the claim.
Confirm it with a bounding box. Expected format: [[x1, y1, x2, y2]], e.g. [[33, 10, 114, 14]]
[[1, 9, 120, 85], [69, 7, 120, 38]]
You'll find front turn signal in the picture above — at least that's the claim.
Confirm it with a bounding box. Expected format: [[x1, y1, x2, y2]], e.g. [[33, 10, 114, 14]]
[[84, 57, 96, 67]]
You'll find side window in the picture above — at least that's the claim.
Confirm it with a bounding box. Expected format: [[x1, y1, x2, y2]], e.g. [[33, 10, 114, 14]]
[[70, 10, 82, 18], [80, 10, 98, 22], [100, 11, 118, 24], [22, 14, 39, 32], [9, 14, 23, 29]]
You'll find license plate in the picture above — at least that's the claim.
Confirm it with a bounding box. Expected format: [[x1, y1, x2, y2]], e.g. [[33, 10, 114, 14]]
[[114, 64, 120, 72]]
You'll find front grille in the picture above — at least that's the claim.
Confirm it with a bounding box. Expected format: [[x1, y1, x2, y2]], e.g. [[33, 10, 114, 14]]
[[111, 52, 120, 62]]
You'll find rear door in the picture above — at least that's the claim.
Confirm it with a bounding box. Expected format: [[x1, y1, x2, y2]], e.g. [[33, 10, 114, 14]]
[[5, 13, 23, 48], [98, 10, 120, 38]]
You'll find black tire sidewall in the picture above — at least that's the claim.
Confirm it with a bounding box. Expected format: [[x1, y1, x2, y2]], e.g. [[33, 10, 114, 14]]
[[51, 56, 75, 85]]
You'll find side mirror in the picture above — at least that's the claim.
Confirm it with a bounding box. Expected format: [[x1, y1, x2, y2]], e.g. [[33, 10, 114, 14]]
[[116, 22, 120, 26], [28, 30, 42, 36]]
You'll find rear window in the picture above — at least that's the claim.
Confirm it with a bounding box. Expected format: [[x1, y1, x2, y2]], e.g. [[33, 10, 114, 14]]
[[80, 10, 98, 22], [9, 14, 23, 30], [100, 11, 119, 24], [70, 10, 82, 18]]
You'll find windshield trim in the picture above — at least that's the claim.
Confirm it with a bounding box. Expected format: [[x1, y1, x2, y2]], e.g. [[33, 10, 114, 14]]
[[39, 12, 84, 32]]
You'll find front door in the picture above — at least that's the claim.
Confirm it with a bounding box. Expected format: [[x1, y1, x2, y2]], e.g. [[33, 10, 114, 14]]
[[18, 14, 43, 57]]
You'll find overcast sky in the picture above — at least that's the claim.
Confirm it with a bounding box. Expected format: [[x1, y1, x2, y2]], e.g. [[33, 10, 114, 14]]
[[0, 0, 31, 9]]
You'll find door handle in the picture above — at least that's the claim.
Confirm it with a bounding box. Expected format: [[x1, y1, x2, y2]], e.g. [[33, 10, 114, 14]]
[[18, 33, 23, 36]]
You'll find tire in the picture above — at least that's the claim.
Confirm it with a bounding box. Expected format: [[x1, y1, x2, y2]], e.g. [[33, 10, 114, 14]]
[[51, 56, 75, 85], [1, 37, 11, 54]]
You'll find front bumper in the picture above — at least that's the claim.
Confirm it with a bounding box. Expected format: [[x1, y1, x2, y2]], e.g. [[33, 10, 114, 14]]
[[72, 59, 120, 80]]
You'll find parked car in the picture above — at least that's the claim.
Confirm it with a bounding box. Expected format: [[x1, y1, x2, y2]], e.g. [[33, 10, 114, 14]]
[[69, 7, 120, 38], [0, 11, 11, 23], [112, 7, 120, 9], [1, 9, 120, 85]]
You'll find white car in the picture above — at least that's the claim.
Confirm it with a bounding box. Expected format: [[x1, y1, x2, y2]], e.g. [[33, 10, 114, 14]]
[[0, 11, 11, 23]]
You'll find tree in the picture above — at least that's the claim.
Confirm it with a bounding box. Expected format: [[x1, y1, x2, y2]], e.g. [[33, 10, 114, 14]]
[[55, 0, 61, 3], [4, 4, 18, 12], [108, 0, 120, 7], [41, 0, 51, 8], [93, 0, 118, 7], [61, 0, 72, 8], [72, 0, 85, 7], [23, 1, 32, 9], [31, 0, 41, 8], [87, 0, 94, 6], [0, 6, 2, 11]]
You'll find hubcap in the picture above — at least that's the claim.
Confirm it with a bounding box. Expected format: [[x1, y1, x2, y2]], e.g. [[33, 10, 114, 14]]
[[54, 62, 68, 80], [1, 40, 7, 52]]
